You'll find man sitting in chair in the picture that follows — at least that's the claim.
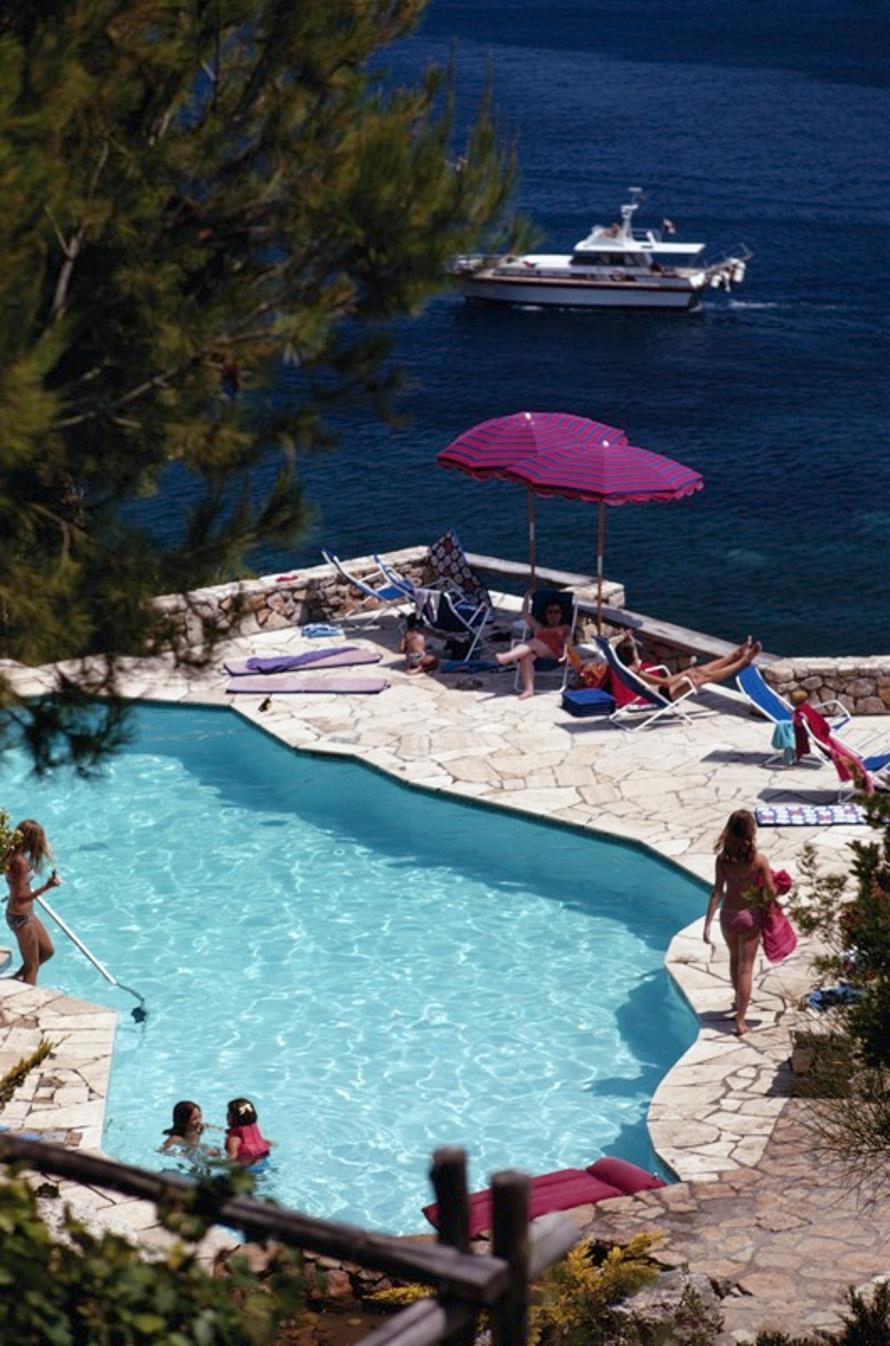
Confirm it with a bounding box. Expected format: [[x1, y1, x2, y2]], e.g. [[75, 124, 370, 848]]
[[496, 593, 572, 700], [616, 630, 762, 700]]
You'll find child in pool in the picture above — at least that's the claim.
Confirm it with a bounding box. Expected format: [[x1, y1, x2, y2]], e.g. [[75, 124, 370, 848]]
[[225, 1097, 273, 1167], [496, 592, 571, 699], [159, 1099, 219, 1155], [400, 613, 438, 675]]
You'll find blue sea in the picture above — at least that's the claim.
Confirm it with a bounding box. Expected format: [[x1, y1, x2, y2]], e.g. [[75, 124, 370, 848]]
[[158, 2, 890, 655]]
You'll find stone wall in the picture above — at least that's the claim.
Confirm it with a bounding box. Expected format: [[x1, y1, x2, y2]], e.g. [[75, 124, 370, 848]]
[[155, 547, 432, 644], [764, 658, 890, 717], [157, 548, 890, 714]]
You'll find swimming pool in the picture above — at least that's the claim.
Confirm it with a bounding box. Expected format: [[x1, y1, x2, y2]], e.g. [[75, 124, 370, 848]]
[[5, 703, 703, 1232]]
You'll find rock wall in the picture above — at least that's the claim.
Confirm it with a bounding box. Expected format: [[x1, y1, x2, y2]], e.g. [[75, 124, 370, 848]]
[[764, 658, 890, 717], [157, 548, 890, 714]]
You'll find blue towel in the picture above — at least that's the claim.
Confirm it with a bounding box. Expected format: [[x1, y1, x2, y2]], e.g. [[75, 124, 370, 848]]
[[770, 720, 797, 766], [246, 647, 356, 673], [302, 623, 344, 639], [440, 659, 502, 673]]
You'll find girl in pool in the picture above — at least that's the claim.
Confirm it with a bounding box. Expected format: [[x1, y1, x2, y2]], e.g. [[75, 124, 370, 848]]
[[225, 1097, 273, 1168], [159, 1100, 219, 1155], [4, 819, 61, 986], [703, 809, 776, 1037], [496, 592, 571, 699]]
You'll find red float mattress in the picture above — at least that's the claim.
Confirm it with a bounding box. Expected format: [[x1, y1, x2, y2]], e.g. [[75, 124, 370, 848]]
[[422, 1157, 665, 1238]]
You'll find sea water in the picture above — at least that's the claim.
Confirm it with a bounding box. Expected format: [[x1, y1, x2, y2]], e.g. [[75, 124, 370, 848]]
[[132, 0, 890, 656]]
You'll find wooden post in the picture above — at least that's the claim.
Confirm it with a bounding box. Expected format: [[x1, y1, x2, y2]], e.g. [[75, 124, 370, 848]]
[[429, 1147, 476, 1346], [429, 1146, 471, 1255], [490, 1170, 530, 1346]]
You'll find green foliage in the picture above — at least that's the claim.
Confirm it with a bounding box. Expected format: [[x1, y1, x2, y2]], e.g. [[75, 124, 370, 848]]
[[789, 794, 890, 1173], [0, 1038, 57, 1110], [370, 1233, 661, 1346], [0, 1167, 305, 1345], [0, 807, 22, 871], [0, 0, 521, 770], [790, 794, 890, 1070], [528, 1233, 661, 1346]]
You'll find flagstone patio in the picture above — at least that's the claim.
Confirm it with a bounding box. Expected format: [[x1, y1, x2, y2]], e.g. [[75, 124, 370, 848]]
[[2, 593, 884, 1339]]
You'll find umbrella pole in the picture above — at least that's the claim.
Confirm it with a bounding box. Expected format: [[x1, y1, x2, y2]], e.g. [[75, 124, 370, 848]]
[[527, 489, 537, 591], [596, 499, 605, 633]]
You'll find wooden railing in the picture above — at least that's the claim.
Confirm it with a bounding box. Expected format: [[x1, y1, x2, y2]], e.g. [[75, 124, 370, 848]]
[[0, 1135, 579, 1346]]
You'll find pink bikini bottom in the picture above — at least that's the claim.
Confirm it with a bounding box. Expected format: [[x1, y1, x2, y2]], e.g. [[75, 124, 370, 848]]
[[720, 906, 760, 936]]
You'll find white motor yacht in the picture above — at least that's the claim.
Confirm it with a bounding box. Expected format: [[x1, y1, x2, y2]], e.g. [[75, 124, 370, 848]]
[[450, 188, 751, 311]]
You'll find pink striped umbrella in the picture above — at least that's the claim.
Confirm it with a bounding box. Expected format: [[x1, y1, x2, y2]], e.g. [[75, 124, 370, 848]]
[[504, 440, 703, 629], [437, 411, 628, 586]]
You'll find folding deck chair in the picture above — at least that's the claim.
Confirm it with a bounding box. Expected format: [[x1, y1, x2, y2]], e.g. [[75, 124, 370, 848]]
[[794, 703, 890, 800], [320, 549, 412, 622], [735, 664, 850, 766], [509, 588, 577, 692], [593, 634, 700, 730], [374, 551, 494, 661]]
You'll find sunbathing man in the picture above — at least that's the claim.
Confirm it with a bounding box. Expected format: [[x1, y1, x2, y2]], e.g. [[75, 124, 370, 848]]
[[616, 631, 762, 701]]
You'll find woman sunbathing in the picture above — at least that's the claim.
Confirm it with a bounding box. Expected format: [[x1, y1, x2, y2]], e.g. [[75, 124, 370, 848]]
[[615, 631, 762, 701], [496, 593, 571, 700]]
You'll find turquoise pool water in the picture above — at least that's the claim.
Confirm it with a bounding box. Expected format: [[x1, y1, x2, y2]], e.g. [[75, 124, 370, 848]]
[[5, 704, 703, 1232]]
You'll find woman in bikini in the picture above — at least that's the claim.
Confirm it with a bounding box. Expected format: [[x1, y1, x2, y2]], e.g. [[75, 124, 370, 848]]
[[615, 631, 763, 701], [496, 594, 571, 700], [703, 809, 776, 1036], [4, 819, 61, 985]]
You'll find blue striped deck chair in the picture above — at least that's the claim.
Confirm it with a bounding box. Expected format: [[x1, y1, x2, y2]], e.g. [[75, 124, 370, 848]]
[[736, 665, 850, 766], [593, 635, 699, 730], [321, 549, 413, 623]]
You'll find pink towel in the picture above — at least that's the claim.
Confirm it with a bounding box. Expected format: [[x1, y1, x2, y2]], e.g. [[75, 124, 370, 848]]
[[761, 903, 797, 963]]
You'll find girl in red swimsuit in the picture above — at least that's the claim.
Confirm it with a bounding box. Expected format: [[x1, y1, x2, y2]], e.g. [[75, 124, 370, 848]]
[[703, 810, 776, 1037], [225, 1097, 273, 1168], [496, 594, 572, 700]]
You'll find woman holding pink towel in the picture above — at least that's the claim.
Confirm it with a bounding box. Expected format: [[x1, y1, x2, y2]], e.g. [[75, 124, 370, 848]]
[[703, 809, 776, 1037]]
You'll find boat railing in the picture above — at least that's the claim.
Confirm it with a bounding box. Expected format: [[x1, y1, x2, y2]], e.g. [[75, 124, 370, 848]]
[[701, 243, 753, 272]]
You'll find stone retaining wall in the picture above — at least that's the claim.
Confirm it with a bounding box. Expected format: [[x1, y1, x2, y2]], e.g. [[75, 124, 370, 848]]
[[158, 548, 890, 713], [764, 658, 890, 717]]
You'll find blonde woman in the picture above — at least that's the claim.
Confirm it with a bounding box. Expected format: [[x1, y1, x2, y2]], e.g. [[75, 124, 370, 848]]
[[5, 819, 61, 985], [703, 809, 775, 1036]]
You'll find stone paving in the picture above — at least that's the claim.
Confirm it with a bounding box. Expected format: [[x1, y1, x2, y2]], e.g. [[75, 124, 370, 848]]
[[2, 595, 885, 1334]]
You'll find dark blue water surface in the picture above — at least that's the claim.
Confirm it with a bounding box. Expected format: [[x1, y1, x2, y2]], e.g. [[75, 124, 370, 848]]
[[162, 2, 890, 655]]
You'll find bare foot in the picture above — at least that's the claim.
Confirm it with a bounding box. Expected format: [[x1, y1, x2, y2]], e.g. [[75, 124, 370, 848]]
[[518, 689, 534, 701], [734, 1020, 748, 1036], [743, 641, 762, 665], [495, 652, 511, 666]]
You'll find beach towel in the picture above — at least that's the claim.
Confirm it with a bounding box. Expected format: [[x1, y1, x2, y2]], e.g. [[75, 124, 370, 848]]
[[761, 903, 797, 963], [302, 623, 344, 639], [224, 648, 381, 676], [440, 659, 502, 673], [755, 804, 866, 827], [226, 675, 388, 695]]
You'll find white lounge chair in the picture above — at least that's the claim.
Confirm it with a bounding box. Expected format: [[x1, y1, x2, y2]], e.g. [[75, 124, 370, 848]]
[[735, 664, 850, 766], [593, 635, 699, 730]]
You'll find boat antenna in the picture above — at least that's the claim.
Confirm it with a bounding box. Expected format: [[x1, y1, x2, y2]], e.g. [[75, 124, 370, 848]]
[[620, 187, 644, 237]]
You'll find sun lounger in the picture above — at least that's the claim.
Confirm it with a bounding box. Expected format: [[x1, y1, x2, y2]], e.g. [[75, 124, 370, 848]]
[[421, 1156, 664, 1239], [593, 635, 698, 730], [793, 704, 890, 800], [320, 549, 412, 622], [735, 665, 850, 766], [226, 675, 389, 695]]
